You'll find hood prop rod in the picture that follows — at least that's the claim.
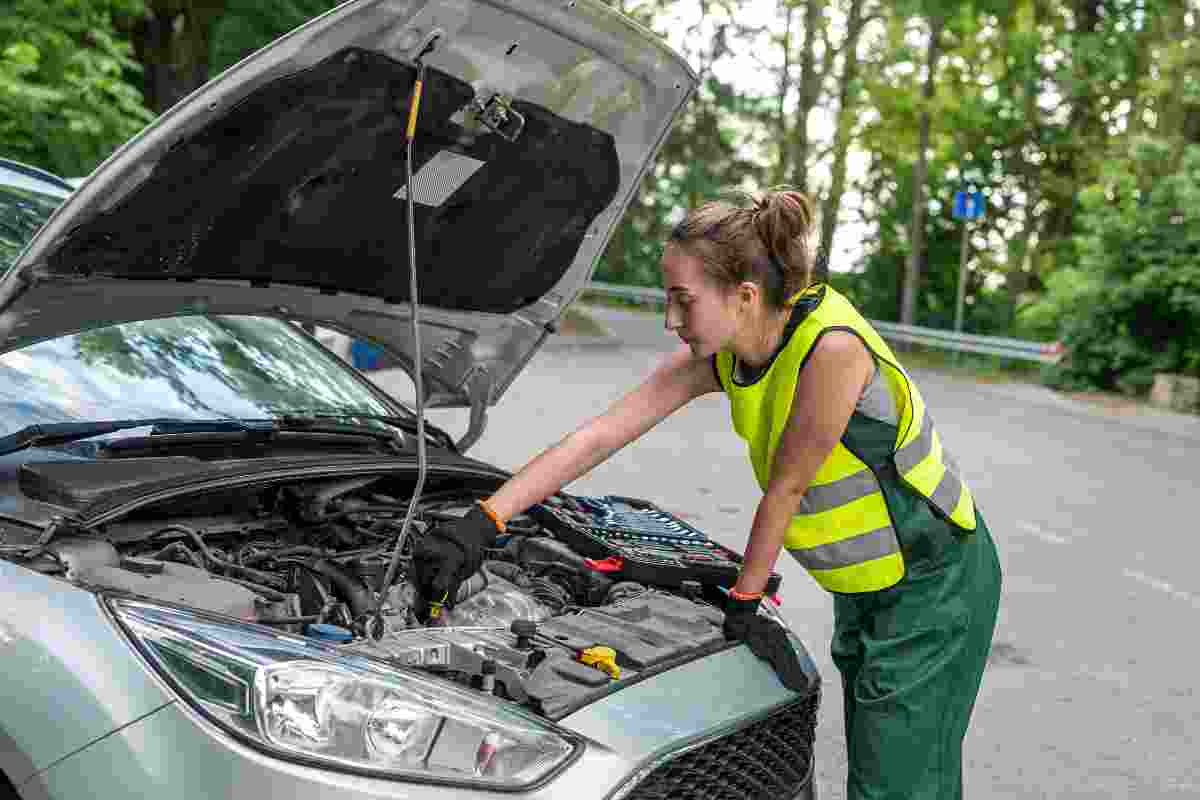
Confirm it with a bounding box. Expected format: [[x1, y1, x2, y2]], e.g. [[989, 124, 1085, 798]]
[[375, 43, 438, 633]]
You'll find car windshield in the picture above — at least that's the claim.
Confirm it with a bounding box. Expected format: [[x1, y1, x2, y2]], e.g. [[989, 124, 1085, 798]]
[[0, 166, 71, 275], [0, 315, 397, 436]]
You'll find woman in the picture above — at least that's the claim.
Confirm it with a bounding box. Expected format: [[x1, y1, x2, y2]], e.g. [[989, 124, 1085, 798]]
[[413, 188, 1003, 799]]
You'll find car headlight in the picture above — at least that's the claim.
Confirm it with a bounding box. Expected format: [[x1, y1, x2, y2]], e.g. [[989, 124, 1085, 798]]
[[107, 598, 578, 789]]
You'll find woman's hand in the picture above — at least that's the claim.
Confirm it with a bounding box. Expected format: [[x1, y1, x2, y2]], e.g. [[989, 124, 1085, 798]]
[[722, 592, 762, 640], [722, 591, 812, 693], [411, 505, 502, 614]]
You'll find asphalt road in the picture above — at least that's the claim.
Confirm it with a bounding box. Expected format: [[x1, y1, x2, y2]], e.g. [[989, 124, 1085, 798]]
[[373, 305, 1200, 799]]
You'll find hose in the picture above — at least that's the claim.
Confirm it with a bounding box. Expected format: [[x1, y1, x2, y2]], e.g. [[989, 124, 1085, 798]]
[[304, 558, 374, 620], [148, 541, 204, 568], [153, 524, 287, 589], [379, 47, 437, 615]]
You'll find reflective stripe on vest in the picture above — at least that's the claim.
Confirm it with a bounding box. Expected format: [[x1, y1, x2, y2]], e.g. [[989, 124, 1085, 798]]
[[894, 409, 976, 529], [716, 284, 976, 595]]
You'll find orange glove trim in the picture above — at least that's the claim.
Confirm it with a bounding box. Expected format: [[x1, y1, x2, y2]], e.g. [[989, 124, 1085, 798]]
[[475, 499, 508, 534]]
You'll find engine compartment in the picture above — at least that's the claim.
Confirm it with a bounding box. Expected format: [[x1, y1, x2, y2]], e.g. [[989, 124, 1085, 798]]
[[6, 472, 736, 718]]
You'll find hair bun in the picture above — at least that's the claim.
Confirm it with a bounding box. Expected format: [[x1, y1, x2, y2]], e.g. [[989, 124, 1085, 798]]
[[758, 189, 813, 233], [753, 187, 815, 280]]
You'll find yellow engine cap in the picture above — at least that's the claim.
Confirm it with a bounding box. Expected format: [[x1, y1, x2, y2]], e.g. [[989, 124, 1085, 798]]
[[578, 645, 620, 679]]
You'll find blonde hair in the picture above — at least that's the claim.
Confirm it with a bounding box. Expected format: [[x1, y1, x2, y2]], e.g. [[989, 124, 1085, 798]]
[[667, 188, 817, 309]]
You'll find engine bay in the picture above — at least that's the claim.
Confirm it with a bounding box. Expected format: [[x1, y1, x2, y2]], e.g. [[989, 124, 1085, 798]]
[[6, 471, 741, 719]]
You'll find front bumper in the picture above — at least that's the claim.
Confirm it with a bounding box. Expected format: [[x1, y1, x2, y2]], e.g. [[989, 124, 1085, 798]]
[[19, 642, 818, 800]]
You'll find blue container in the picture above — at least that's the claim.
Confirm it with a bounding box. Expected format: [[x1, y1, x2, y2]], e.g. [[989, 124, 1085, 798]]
[[350, 339, 383, 370], [305, 623, 354, 643]]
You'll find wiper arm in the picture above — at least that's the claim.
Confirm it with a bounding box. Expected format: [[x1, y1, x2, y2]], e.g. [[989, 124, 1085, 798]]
[[0, 416, 422, 459], [273, 411, 456, 451], [0, 418, 250, 457]]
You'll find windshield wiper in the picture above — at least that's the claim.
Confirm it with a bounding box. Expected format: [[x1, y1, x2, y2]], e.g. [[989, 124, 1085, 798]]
[[0, 416, 427, 458], [270, 411, 456, 451], [0, 419, 251, 457]]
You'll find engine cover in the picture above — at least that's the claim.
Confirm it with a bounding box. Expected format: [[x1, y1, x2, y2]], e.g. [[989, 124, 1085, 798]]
[[343, 591, 725, 717]]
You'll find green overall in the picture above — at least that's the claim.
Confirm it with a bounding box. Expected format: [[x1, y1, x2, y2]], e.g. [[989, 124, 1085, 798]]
[[714, 286, 1002, 798], [833, 414, 1002, 799]]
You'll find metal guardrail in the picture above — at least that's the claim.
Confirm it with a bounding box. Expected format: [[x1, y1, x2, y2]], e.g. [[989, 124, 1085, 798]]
[[583, 281, 1065, 365]]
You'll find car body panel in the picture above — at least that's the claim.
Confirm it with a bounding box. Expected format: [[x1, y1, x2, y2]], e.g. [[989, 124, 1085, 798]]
[[0, 0, 698, 410], [16, 630, 812, 800], [0, 560, 172, 785], [17, 700, 623, 799], [557, 642, 816, 763]]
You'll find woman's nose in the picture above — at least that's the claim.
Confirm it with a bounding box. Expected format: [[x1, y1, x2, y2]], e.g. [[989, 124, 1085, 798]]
[[664, 302, 681, 330]]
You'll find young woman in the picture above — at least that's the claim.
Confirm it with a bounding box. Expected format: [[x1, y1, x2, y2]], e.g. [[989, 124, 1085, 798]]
[[413, 188, 1003, 799]]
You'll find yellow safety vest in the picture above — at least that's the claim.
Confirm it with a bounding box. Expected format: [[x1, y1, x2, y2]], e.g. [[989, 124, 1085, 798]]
[[715, 285, 978, 594]]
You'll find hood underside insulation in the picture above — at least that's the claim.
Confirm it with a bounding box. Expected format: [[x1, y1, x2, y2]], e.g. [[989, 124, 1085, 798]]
[[46, 47, 621, 314]]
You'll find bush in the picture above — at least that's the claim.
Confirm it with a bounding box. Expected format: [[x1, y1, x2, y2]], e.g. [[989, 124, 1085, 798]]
[[1039, 139, 1200, 393]]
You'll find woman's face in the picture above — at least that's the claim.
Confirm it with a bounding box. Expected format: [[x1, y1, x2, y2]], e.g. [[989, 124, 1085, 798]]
[[660, 245, 742, 358]]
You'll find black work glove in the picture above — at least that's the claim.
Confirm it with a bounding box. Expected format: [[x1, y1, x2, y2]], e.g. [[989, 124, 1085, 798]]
[[722, 593, 762, 641], [412, 505, 500, 615], [743, 616, 812, 694]]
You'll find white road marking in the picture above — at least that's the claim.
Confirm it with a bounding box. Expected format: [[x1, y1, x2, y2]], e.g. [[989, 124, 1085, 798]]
[[1123, 569, 1200, 610], [1017, 521, 1069, 544]]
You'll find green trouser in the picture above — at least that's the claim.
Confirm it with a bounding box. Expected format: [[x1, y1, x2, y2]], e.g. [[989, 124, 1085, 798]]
[[831, 493, 1002, 799]]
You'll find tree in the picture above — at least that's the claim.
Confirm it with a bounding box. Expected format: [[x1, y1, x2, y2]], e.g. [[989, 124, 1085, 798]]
[[208, 0, 342, 75], [899, 7, 947, 326], [1041, 139, 1200, 391], [819, 0, 872, 278], [0, 0, 154, 176], [117, 0, 342, 114]]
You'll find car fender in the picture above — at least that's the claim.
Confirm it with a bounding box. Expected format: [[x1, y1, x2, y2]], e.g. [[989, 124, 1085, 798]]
[[0, 560, 172, 785]]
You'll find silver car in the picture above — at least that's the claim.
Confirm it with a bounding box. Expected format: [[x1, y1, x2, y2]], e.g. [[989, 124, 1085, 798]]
[[0, 2, 820, 798]]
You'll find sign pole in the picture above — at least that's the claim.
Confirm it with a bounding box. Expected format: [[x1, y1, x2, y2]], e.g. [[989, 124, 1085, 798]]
[[954, 217, 969, 334]]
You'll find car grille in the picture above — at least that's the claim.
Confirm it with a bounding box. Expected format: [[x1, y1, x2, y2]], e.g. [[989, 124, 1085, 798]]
[[621, 691, 819, 800]]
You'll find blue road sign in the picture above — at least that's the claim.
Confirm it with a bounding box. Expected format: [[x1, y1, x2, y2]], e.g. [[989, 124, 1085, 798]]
[[953, 189, 985, 220]]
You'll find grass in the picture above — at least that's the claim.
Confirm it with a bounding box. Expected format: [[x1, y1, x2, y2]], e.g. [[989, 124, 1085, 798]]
[[890, 345, 1043, 384]]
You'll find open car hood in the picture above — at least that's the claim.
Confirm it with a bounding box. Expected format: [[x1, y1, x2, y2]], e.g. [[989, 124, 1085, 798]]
[[0, 0, 695, 410]]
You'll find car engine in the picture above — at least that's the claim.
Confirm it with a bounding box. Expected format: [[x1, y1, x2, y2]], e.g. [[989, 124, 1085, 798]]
[[10, 473, 739, 718]]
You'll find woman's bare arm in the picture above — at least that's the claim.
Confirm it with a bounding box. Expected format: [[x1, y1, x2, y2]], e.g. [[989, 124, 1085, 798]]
[[486, 345, 720, 522], [734, 331, 874, 595]]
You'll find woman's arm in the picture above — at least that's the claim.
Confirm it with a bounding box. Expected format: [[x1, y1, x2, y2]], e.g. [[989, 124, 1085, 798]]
[[486, 344, 721, 522], [734, 331, 874, 595]]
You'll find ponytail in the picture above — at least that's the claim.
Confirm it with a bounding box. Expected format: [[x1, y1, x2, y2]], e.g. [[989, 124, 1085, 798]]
[[668, 187, 817, 309]]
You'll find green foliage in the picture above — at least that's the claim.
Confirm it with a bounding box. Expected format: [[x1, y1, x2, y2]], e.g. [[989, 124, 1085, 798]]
[[208, 0, 342, 75], [1040, 139, 1200, 391], [0, 0, 154, 176]]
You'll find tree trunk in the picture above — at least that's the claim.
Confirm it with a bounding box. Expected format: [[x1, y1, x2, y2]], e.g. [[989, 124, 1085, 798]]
[[791, 0, 824, 194], [771, 2, 795, 185], [132, 9, 179, 114], [129, 1, 222, 114], [900, 15, 944, 325], [818, 0, 867, 279]]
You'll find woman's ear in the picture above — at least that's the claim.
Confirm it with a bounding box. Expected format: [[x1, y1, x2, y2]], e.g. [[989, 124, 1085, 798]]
[[736, 280, 761, 311]]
